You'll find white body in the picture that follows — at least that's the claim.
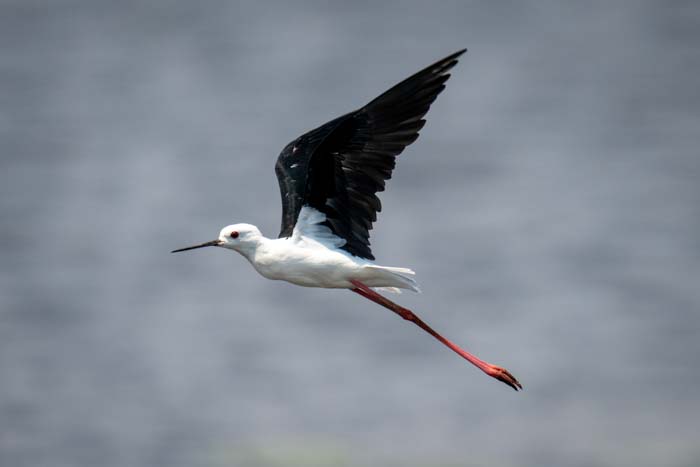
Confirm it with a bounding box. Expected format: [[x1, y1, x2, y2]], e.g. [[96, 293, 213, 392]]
[[219, 207, 419, 293]]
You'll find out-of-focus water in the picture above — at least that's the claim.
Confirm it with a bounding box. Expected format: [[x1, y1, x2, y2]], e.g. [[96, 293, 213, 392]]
[[2, 2, 699, 466]]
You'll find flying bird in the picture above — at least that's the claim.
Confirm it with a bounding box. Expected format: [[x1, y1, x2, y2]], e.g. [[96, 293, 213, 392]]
[[172, 49, 522, 390]]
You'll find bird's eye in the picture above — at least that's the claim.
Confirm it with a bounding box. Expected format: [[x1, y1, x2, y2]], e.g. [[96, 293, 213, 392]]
[[230, 231, 239, 239]]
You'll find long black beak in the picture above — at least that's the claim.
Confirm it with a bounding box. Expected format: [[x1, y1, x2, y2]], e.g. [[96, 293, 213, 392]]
[[171, 239, 222, 253]]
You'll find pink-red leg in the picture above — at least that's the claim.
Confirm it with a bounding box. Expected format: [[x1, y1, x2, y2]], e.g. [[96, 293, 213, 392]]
[[350, 280, 522, 391]]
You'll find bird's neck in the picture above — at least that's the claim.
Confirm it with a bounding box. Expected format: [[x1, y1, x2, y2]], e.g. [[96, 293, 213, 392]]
[[233, 234, 269, 261]]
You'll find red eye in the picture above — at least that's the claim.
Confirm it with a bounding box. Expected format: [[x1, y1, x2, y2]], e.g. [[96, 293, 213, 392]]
[[230, 231, 239, 239]]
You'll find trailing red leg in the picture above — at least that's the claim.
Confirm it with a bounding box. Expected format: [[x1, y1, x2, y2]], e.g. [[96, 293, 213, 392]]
[[350, 280, 521, 391]]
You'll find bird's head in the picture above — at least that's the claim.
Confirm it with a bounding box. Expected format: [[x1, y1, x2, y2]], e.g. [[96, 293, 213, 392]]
[[171, 223, 262, 254]]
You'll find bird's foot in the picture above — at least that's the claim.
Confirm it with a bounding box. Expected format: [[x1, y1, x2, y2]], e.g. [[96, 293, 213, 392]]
[[482, 364, 522, 391]]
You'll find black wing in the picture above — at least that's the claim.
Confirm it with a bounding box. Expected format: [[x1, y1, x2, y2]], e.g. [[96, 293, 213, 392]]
[[275, 49, 466, 260]]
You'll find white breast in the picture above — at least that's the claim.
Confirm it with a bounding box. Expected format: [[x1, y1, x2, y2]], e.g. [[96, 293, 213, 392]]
[[250, 237, 362, 288]]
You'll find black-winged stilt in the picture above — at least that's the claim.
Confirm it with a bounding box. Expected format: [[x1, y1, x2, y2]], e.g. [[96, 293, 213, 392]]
[[173, 49, 522, 390]]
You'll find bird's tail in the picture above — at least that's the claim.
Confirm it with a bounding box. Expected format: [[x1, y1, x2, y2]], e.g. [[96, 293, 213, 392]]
[[364, 265, 421, 294]]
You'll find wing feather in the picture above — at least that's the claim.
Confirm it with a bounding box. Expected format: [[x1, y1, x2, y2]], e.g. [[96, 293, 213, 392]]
[[275, 49, 466, 259]]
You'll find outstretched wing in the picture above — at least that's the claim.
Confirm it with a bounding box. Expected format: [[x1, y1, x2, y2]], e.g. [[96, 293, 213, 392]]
[[275, 49, 466, 260]]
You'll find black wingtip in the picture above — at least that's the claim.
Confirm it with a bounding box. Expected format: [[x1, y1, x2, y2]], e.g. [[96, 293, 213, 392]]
[[443, 48, 467, 61], [443, 48, 467, 66]]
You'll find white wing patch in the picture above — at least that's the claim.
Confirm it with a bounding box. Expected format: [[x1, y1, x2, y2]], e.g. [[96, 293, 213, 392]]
[[292, 206, 347, 249]]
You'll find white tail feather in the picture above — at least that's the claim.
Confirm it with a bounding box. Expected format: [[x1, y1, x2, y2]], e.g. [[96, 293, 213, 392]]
[[365, 265, 421, 293], [373, 287, 403, 294], [376, 266, 415, 275]]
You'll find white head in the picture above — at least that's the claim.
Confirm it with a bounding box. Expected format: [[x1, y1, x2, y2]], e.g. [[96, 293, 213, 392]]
[[171, 223, 262, 255]]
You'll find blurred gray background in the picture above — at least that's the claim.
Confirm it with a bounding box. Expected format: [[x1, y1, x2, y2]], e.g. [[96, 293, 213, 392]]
[[2, 1, 699, 466]]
